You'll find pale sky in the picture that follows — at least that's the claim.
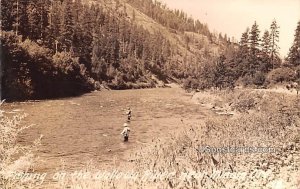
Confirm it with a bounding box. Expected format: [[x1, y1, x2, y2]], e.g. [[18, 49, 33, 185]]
[[159, 0, 300, 57]]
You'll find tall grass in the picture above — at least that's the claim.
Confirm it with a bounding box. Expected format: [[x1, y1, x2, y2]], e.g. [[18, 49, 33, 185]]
[[0, 102, 41, 189], [131, 90, 300, 188]]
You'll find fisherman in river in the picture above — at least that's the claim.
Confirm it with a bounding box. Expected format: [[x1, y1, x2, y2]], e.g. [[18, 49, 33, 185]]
[[121, 123, 131, 142], [126, 107, 132, 121]]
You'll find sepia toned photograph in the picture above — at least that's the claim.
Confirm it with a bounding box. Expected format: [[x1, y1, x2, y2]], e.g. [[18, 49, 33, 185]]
[[0, 0, 300, 188]]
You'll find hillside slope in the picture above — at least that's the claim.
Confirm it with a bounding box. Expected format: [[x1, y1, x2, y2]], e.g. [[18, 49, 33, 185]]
[[1, 0, 231, 100], [95, 0, 229, 76]]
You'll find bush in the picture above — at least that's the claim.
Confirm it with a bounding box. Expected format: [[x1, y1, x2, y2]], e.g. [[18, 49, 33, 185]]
[[1, 32, 34, 100], [183, 77, 199, 90], [266, 67, 296, 84], [252, 71, 266, 86], [1, 31, 93, 100]]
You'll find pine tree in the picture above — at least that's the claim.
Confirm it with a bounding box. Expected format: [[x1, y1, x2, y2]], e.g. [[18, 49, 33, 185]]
[[287, 21, 300, 67], [213, 55, 226, 88], [27, 0, 40, 39], [213, 55, 234, 89], [1, 0, 14, 31], [249, 21, 260, 55], [240, 27, 250, 54], [261, 30, 271, 55], [39, 0, 50, 40], [60, 0, 74, 51], [261, 30, 272, 72], [269, 19, 280, 69], [71, 1, 93, 69], [73, 0, 82, 23], [12, 0, 20, 35], [248, 21, 261, 76], [91, 37, 106, 80], [47, 0, 62, 51], [11, 0, 28, 36]]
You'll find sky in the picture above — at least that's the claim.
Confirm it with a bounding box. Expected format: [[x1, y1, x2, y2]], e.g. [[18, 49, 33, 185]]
[[159, 0, 300, 57]]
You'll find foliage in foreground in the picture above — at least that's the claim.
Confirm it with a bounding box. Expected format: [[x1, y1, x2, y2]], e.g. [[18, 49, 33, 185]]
[[0, 102, 41, 188], [129, 91, 300, 188]]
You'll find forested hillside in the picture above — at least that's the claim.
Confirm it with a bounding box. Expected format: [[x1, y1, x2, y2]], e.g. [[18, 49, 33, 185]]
[[1, 0, 228, 100], [1, 0, 299, 100]]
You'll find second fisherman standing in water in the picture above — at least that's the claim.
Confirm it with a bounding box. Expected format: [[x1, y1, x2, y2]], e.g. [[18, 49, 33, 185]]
[[126, 107, 132, 121]]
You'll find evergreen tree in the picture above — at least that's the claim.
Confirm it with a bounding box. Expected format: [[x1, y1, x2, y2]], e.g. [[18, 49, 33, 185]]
[[39, 0, 50, 40], [261, 30, 271, 55], [287, 21, 300, 67], [91, 37, 106, 80], [60, 0, 74, 51], [240, 27, 250, 54], [12, 0, 20, 35], [269, 19, 280, 69], [27, 0, 40, 39], [73, 3, 95, 70], [248, 21, 261, 76], [213, 55, 226, 88], [249, 21, 260, 56], [213, 55, 234, 89], [11, 0, 28, 36], [1, 0, 14, 31], [47, 0, 62, 51], [261, 30, 272, 72]]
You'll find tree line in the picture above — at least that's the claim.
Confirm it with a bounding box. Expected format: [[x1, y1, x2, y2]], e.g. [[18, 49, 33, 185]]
[[184, 20, 300, 90]]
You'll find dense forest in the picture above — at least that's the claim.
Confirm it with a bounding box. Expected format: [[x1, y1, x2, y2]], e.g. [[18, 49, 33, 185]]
[[1, 0, 177, 100], [1, 0, 300, 100]]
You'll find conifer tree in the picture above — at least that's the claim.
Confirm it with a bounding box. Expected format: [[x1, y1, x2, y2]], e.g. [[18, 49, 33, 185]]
[[269, 19, 280, 69], [1, 0, 14, 31], [261, 30, 272, 72], [60, 0, 74, 51], [261, 30, 271, 55], [248, 21, 261, 76], [47, 0, 62, 51], [249, 21, 260, 56], [27, 0, 40, 39], [287, 21, 300, 67], [240, 28, 250, 54], [11, 0, 28, 36]]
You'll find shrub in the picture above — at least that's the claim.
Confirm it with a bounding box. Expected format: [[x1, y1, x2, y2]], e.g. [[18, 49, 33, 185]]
[[266, 67, 296, 84], [183, 77, 199, 90], [1, 31, 93, 100], [252, 71, 266, 86], [1, 32, 34, 100]]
